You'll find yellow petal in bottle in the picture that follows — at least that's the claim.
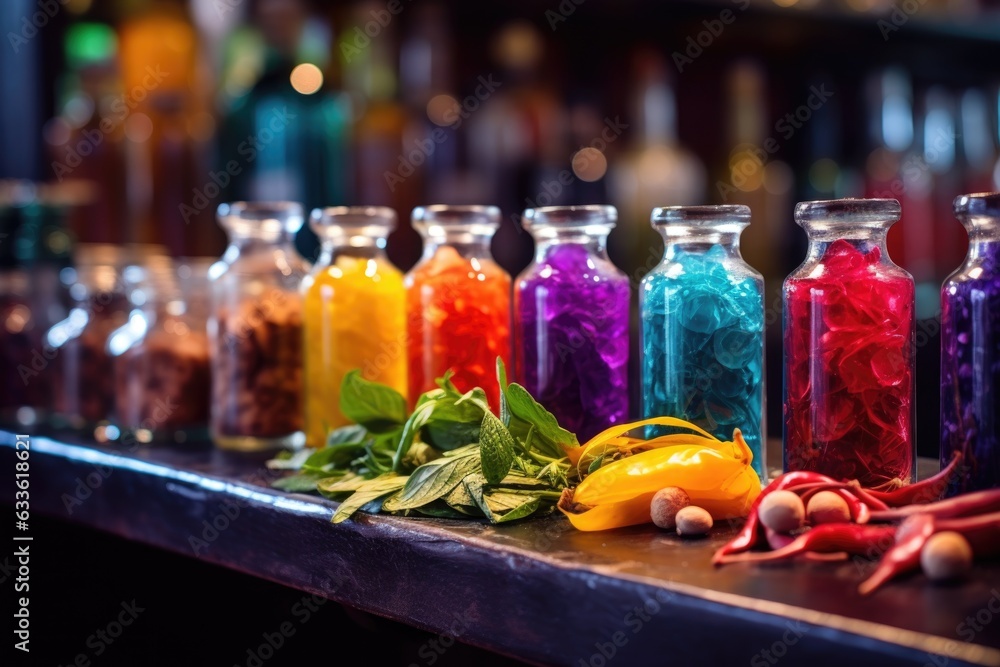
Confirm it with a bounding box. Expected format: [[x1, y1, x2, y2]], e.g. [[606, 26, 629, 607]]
[[302, 207, 407, 446]]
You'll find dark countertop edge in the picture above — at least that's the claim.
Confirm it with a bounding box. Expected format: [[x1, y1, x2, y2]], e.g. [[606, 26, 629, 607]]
[[11, 434, 999, 667]]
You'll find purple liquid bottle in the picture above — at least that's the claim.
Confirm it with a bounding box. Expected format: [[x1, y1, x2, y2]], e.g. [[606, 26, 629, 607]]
[[941, 192, 1000, 495], [515, 206, 630, 441]]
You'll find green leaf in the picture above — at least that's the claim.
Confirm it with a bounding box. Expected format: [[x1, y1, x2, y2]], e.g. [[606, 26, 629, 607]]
[[442, 443, 480, 458], [588, 454, 606, 475], [479, 411, 516, 484], [409, 501, 469, 519], [492, 495, 541, 523], [302, 441, 367, 473], [316, 472, 366, 497], [381, 451, 481, 511], [497, 357, 511, 426], [272, 473, 325, 493], [505, 382, 579, 455], [326, 424, 369, 445], [462, 473, 541, 524], [391, 399, 437, 472], [339, 371, 408, 433], [435, 370, 461, 395], [421, 387, 487, 450], [266, 448, 313, 471], [331, 475, 408, 523]]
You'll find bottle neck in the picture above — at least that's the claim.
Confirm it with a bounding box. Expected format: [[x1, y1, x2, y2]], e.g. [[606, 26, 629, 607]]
[[659, 228, 743, 261], [532, 230, 609, 262], [420, 232, 494, 261], [804, 231, 888, 264], [319, 235, 390, 263], [224, 229, 297, 258]]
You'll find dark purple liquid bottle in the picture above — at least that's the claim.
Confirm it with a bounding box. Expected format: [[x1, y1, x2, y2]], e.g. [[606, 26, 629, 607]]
[[515, 206, 630, 442], [941, 193, 1000, 495]]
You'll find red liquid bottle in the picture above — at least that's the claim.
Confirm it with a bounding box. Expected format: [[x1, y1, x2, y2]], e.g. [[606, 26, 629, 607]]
[[783, 199, 916, 486], [406, 206, 511, 410]]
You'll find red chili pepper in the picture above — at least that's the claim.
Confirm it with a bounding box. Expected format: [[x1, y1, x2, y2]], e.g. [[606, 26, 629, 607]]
[[933, 511, 1000, 557], [717, 524, 897, 565], [868, 488, 1000, 522], [857, 515, 935, 596], [862, 451, 963, 507], [712, 471, 836, 565]]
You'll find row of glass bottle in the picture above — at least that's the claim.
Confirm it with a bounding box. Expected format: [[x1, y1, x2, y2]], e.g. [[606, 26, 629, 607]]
[[213, 202, 767, 480], [38, 194, 998, 496]]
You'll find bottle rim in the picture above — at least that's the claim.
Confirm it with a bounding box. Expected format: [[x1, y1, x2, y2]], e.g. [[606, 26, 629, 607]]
[[954, 192, 1000, 218], [217, 201, 304, 234], [651, 205, 750, 226], [412, 204, 501, 226], [794, 198, 901, 226], [522, 205, 617, 229], [310, 206, 397, 233]]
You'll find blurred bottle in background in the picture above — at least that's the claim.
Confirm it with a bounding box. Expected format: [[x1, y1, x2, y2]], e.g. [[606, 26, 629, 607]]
[[221, 0, 352, 259], [865, 68, 934, 300], [609, 48, 706, 283], [43, 22, 127, 245]]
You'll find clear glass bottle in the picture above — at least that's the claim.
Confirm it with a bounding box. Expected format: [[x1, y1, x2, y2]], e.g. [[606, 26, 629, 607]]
[[209, 202, 308, 451], [941, 192, 1000, 494], [110, 257, 212, 444], [405, 205, 510, 410], [302, 207, 407, 447], [641, 206, 766, 480], [515, 205, 630, 442], [784, 198, 915, 486], [48, 244, 130, 433]]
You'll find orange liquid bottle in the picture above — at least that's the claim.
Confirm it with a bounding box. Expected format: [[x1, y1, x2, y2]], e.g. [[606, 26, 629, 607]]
[[405, 206, 511, 410]]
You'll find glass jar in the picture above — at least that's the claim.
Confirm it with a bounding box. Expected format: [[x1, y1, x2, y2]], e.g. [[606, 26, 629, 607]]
[[0, 183, 71, 427], [406, 205, 510, 410], [209, 202, 308, 451], [784, 198, 915, 486], [48, 244, 130, 432], [641, 206, 765, 479], [515, 205, 630, 442], [110, 258, 212, 444], [941, 192, 1000, 494], [302, 207, 407, 447]]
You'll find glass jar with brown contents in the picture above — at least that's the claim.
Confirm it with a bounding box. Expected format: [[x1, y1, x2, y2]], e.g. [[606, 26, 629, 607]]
[[110, 257, 212, 443], [209, 202, 308, 451]]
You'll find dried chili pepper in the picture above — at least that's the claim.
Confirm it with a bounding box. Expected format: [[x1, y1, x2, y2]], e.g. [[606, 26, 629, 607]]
[[932, 512, 1000, 556], [857, 514, 935, 595], [861, 451, 963, 507], [717, 524, 897, 565], [868, 488, 1000, 522], [711, 470, 834, 564]]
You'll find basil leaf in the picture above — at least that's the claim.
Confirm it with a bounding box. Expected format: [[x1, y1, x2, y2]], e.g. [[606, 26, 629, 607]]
[[479, 411, 516, 484], [266, 448, 313, 471], [339, 371, 408, 433], [422, 387, 487, 450], [316, 472, 367, 497], [410, 501, 468, 519], [496, 357, 511, 426], [382, 451, 481, 511], [302, 441, 367, 473], [327, 424, 369, 445], [272, 473, 324, 493], [462, 473, 541, 523], [391, 399, 437, 472], [492, 495, 540, 523], [331, 475, 407, 523], [435, 370, 461, 396], [505, 382, 579, 454]]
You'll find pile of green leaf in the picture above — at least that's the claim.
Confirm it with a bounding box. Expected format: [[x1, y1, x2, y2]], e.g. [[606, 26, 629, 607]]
[[269, 360, 580, 524]]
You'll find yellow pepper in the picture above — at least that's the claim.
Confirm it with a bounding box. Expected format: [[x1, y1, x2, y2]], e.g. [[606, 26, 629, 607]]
[[560, 418, 761, 531]]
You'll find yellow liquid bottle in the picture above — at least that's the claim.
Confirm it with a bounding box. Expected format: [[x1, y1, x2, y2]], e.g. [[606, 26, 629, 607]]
[[302, 207, 407, 446]]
